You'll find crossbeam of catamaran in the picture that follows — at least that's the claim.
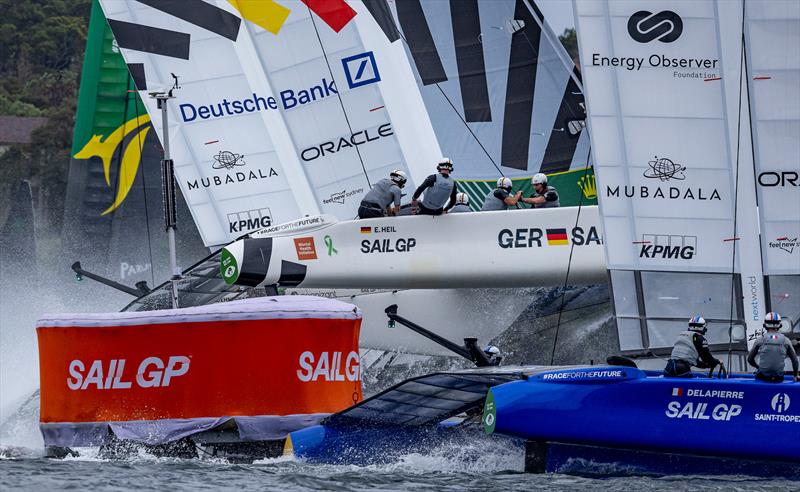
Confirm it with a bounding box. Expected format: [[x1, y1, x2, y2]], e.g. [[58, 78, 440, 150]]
[[221, 207, 605, 290]]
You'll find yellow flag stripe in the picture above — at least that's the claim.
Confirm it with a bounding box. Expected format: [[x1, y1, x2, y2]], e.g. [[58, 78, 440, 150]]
[[227, 0, 291, 35]]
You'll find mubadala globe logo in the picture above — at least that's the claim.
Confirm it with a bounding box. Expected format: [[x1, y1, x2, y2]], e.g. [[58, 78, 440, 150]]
[[628, 10, 683, 43]]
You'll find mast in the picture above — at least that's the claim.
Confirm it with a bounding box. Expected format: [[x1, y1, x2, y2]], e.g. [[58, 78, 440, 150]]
[[149, 76, 181, 308]]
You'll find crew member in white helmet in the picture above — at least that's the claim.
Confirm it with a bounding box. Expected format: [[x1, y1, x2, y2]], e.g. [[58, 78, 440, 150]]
[[412, 158, 457, 216], [481, 177, 521, 211], [449, 192, 472, 213], [663, 315, 723, 377], [747, 312, 799, 383], [358, 170, 406, 219], [521, 173, 560, 208]]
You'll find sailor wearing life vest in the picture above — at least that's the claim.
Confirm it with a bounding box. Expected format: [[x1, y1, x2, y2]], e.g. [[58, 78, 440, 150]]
[[521, 173, 560, 208], [747, 312, 799, 383], [481, 177, 522, 211], [358, 170, 406, 219], [412, 158, 457, 216], [663, 315, 723, 377], [449, 192, 472, 213]]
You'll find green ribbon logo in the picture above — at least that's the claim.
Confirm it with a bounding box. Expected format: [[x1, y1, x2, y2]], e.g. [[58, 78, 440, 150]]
[[324, 235, 338, 256]]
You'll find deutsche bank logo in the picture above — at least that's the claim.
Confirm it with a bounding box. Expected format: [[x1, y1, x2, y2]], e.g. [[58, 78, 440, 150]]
[[342, 51, 381, 89]]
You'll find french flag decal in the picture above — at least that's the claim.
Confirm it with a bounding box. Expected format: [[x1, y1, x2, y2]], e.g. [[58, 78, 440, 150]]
[[672, 387, 684, 397]]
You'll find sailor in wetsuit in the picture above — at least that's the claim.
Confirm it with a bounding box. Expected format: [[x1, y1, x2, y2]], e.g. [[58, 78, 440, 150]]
[[521, 173, 560, 208], [481, 177, 522, 211], [412, 158, 457, 216], [358, 170, 406, 219], [747, 312, 799, 383], [664, 315, 723, 377], [449, 192, 472, 213]]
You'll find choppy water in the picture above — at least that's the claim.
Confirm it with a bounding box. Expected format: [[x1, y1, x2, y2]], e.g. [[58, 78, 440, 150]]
[[1, 451, 796, 491]]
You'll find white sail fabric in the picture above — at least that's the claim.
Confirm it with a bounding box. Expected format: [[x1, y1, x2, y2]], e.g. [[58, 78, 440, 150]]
[[744, 1, 800, 276], [391, 0, 589, 179], [96, 0, 441, 247], [744, 0, 800, 329], [574, 0, 764, 351]]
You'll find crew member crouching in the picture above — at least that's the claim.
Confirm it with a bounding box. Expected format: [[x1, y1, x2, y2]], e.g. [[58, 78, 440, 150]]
[[664, 315, 723, 377], [358, 170, 406, 219]]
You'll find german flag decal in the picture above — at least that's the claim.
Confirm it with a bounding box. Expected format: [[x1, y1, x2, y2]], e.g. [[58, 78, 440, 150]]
[[546, 228, 568, 246], [360, 226, 371, 234]]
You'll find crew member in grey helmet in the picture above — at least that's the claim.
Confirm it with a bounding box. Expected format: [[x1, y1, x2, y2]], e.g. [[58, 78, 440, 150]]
[[449, 193, 472, 213], [521, 173, 560, 208], [481, 177, 522, 211], [747, 312, 799, 383], [663, 315, 723, 377], [412, 158, 457, 216], [358, 170, 406, 219]]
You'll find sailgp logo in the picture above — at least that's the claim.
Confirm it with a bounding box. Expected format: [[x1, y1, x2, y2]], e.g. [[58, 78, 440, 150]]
[[627, 11, 683, 43], [772, 393, 791, 413], [342, 51, 381, 89]]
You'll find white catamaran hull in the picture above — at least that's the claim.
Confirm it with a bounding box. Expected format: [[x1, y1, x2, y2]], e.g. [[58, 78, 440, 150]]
[[222, 207, 606, 290]]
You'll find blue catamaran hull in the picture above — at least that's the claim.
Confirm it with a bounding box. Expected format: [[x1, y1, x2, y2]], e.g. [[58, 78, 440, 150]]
[[288, 366, 800, 476]]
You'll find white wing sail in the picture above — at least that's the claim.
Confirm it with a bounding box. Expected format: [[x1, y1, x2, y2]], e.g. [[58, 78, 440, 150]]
[[744, 0, 800, 330], [573, 0, 767, 353], [97, 0, 441, 246]]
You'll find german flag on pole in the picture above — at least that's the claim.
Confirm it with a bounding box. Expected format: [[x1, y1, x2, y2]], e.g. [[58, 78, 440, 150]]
[[546, 228, 569, 246], [360, 226, 371, 234]]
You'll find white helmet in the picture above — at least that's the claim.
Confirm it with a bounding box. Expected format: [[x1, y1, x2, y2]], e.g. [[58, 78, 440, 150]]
[[532, 173, 548, 186], [497, 177, 513, 190], [455, 192, 469, 205], [390, 169, 407, 187], [437, 157, 453, 171], [484, 345, 501, 356], [763, 311, 782, 330], [688, 314, 708, 334]]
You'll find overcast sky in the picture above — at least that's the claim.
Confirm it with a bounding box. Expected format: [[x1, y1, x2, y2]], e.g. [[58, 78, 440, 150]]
[[536, 0, 576, 36]]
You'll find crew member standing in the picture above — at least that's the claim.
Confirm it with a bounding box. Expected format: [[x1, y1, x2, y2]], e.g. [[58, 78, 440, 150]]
[[663, 315, 723, 377], [521, 173, 560, 208], [412, 158, 457, 216], [358, 170, 406, 219], [747, 312, 799, 383], [481, 177, 522, 211], [450, 193, 472, 213]]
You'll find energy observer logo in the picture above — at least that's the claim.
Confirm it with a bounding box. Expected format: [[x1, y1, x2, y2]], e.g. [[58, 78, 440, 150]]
[[627, 10, 683, 43]]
